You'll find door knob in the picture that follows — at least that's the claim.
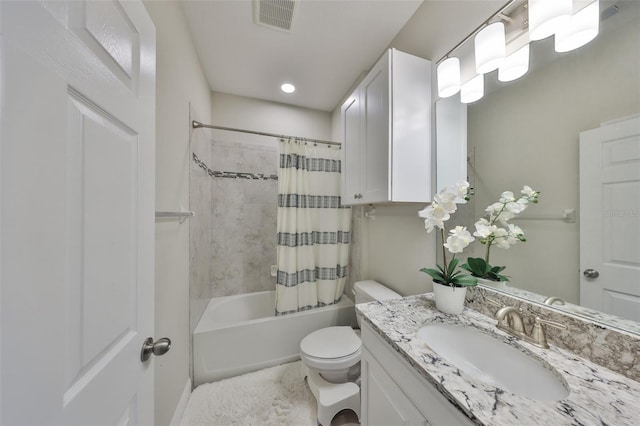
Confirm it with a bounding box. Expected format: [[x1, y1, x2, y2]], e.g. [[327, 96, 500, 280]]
[[583, 269, 600, 279], [140, 337, 171, 362]]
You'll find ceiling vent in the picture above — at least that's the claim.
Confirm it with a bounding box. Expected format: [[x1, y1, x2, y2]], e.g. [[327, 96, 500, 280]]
[[253, 0, 297, 32]]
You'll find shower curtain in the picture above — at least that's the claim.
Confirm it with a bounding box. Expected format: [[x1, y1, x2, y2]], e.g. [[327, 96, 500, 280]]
[[275, 138, 351, 315]]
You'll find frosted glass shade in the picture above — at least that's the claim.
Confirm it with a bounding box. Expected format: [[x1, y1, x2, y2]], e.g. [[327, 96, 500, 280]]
[[475, 22, 506, 74], [529, 0, 572, 41], [555, 1, 600, 52], [437, 57, 461, 98], [460, 74, 484, 104], [498, 44, 530, 82]]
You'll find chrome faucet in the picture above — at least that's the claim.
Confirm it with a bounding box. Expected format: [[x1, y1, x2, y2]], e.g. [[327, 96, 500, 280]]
[[495, 306, 526, 335], [543, 296, 565, 306], [487, 299, 567, 349]]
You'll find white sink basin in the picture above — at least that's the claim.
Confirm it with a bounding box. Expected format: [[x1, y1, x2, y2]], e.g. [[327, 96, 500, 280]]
[[416, 324, 569, 401]]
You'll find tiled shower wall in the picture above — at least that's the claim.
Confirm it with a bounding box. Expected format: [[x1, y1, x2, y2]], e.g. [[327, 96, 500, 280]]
[[190, 129, 278, 332]]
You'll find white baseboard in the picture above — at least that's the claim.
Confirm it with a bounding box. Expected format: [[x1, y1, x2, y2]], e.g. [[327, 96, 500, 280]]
[[169, 378, 192, 426]]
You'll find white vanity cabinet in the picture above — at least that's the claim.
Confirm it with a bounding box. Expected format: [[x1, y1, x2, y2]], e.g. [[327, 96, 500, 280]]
[[360, 322, 474, 426], [340, 49, 432, 205]]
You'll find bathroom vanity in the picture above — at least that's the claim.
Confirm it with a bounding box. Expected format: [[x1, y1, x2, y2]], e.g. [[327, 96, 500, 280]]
[[357, 294, 640, 425], [360, 321, 473, 425]]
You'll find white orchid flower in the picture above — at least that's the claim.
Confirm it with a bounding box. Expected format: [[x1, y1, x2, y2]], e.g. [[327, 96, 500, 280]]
[[499, 191, 515, 203], [453, 181, 470, 199], [424, 214, 447, 232], [485, 202, 503, 215], [419, 205, 449, 233], [493, 228, 508, 238], [506, 233, 519, 245], [443, 226, 475, 253], [521, 185, 536, 197], [505, 201, 526, 215], [431, 203, 451, 221], [497, 211, 515, 225], [418, 205, 433, 219], [434, 190, 457, 214], [494, 238, 512, 249], [508, 223, 524, 237], [473, 221, 497, 238]]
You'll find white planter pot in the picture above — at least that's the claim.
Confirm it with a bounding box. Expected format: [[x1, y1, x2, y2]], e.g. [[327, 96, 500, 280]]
[[432, 282, 467, 314], [476, 277, 508, 290]]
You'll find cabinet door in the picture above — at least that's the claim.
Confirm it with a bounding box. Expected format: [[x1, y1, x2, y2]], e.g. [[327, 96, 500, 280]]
[[361, 53, 390, 203], [362, 349, 428, 426], [342, 92, 361, 204]]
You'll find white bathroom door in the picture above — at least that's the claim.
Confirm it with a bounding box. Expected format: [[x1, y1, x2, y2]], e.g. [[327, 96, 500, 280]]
[[579, 115, 640, 322], [0, 1, 156, 424]]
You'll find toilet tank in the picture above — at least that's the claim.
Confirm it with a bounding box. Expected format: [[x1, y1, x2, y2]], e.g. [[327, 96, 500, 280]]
[[354, 280, 402, 304]]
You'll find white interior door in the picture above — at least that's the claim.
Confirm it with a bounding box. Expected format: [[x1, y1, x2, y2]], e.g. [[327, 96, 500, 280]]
[[0, 1, 156, 424], [579, 115, 640, 322]]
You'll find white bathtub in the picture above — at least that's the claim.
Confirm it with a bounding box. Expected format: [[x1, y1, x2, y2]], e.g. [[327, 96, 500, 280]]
[[193, 290, 357, 386]]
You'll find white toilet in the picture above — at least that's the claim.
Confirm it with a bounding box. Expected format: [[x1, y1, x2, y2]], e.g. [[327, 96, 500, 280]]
[[300, 280, 402, 426]]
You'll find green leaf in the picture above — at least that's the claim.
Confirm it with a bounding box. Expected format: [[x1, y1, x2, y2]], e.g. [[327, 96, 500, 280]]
[[459, 263, 472, 273], [469, 257, 489, 274], [489, 265, 506, 274], [446, 257, 459, 277], [486, 271, 510, 282], [420, 268, 446, 283], [462, 257, 490, 276], [452, 274, 478, 287]]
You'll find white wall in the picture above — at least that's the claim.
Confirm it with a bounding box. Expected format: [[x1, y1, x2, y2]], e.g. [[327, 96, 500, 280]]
[[143, 1, 212, 425], [210, 91, 332, 140], [366, 205, 437, 296]]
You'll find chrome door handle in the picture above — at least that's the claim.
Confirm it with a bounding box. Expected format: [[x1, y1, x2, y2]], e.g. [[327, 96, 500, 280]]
[[140, 337, 171, 362], [583, 269, 600, 279]]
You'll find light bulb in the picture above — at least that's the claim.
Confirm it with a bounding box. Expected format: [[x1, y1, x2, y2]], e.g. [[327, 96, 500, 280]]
[[475, 22, 506, 74], [529, 0, 572, 41], [281, 83, 295, 93], [498, 44, 530, 82], [555, 1, 599, 53], [437, 57, 461, 98], [460, 74, 484, 104]]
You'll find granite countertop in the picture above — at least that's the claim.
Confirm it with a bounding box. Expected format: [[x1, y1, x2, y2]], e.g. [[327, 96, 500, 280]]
[[357, 293, 640, 426]]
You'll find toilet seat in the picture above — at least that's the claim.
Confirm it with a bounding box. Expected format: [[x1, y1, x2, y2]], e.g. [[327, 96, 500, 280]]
[[300, 326, 361, 370]]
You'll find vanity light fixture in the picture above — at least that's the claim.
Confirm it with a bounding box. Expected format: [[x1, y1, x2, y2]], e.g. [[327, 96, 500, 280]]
[[436, 0, 602, 102], [528, 0, 573, 41], [280, 82, 296, 93], [437, 57, 461, 98], [474, 22, 506, 74], [554, 0, 600, 53], [460, 74, 484, 104], [498, 43, 530, 82]]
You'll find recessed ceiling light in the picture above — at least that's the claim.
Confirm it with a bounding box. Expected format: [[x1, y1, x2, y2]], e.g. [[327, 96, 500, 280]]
[[281, 83, 296, 94]]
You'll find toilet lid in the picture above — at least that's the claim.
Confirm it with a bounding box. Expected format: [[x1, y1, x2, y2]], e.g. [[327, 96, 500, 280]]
[[300, 326, 360, 359]]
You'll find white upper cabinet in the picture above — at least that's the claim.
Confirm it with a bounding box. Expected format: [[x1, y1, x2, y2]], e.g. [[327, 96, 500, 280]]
[[341, 49, 432, 205]]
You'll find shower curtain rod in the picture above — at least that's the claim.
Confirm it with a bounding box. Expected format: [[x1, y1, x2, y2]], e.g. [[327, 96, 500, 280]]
[[191, 120, 341, 146]]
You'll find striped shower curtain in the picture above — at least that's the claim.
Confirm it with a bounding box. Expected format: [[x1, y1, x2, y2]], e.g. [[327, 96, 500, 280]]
[[275, 139, 351, 315]]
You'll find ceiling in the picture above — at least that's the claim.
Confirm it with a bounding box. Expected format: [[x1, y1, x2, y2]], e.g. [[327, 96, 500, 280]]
[[181, 0, 505, 112]]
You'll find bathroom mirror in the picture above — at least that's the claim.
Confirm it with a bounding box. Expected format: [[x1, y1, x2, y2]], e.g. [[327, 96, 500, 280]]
[[442, 1, 640, 333]]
